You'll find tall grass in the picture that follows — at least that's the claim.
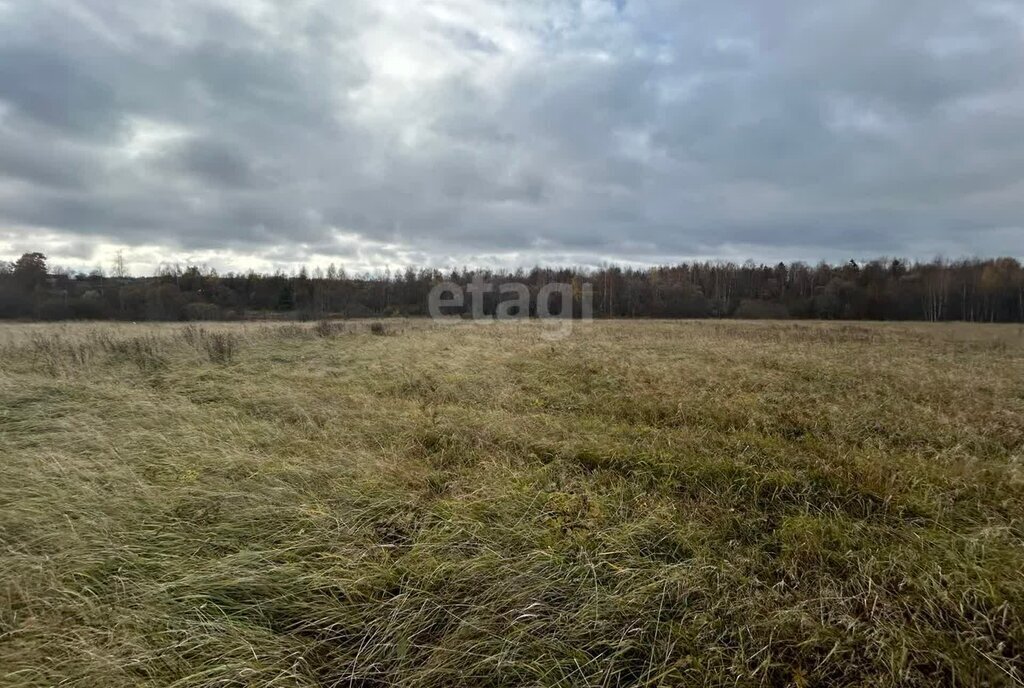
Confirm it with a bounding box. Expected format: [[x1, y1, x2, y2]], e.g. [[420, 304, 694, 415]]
[[1, 320, 1022, 686]]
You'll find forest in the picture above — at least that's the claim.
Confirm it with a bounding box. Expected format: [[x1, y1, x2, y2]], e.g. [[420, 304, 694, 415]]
[[2, 252, 1023, 322]]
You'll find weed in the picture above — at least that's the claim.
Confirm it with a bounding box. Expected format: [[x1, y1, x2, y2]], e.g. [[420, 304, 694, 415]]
[[313, 320, 338, 337], [201, 331, 239, 364]]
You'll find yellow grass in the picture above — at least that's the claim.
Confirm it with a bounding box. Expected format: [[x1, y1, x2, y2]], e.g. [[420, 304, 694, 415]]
[[1, 320, 1023, 686]]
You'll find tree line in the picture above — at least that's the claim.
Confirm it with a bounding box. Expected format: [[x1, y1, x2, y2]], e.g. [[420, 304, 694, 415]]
[[2, 252, 1023, 322]]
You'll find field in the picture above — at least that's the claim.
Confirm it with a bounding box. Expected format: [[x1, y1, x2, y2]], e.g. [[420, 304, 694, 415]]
[[1, 319, 1023, 687]]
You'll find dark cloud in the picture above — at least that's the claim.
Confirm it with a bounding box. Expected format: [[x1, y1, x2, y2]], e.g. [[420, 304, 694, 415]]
[[0, 46, 124, 140], [160, 137, 268, 189], [0, 0, 1021, 272]]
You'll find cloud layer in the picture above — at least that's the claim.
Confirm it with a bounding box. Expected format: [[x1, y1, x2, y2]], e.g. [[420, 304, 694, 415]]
[[1, 0, 1023, 273]]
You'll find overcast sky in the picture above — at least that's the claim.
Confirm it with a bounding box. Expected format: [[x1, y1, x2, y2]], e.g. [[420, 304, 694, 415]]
[[1, 0, 1023, 274]]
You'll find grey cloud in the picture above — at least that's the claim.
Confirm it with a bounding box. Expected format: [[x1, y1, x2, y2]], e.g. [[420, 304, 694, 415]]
[[0, 46, 124, 140], [0, 125, 106, 190], [160, 137, 269, 189], [0, 0, 1022, 270]]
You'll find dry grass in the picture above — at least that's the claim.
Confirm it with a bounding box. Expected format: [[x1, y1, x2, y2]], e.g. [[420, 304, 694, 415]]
[[1, 320, 1023, 687]]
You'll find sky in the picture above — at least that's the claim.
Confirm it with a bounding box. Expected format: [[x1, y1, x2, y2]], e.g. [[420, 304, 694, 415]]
[[1, 0, 1023, 275]]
